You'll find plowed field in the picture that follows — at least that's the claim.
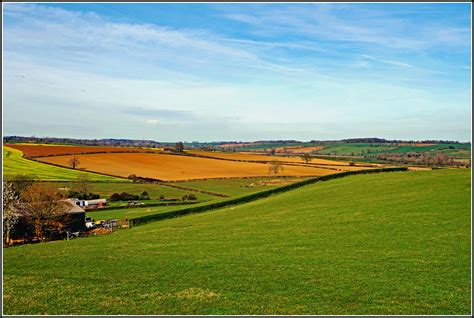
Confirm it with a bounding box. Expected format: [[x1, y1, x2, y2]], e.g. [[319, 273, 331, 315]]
[[37, 153, 337, 181], [188, 150, 350, 165], [273, 146, 326, 153], [5, 144, 159, 158]]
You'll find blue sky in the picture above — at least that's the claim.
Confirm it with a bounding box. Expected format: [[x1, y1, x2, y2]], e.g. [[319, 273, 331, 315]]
[[3, 3, 471, 142]]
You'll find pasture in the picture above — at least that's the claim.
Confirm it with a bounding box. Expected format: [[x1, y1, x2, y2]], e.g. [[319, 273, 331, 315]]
[[2, 169, 470, 315], [36, 153, 336, 181], [170, 177, 310, 196], [79, 177, 309, 220], [57, 182, 217, 202], [314, 143, 471, 158], [2, 146, 123, 182]]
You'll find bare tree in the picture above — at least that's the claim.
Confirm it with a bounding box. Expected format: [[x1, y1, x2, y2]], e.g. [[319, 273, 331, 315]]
[[301, 153, 312, 164], [175, 142, 184, 153], [4, 174, 36, 197], [128, 174, 138, 183], [74, 175, 91, 195], [69, 156, 80, 169], [268, 160, 284, 176], [20, 183, 69, 242], [2, 180, 22, 245]]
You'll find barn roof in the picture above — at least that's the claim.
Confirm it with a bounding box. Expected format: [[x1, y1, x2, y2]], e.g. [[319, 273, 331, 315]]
[[64, 199, 85, 214]]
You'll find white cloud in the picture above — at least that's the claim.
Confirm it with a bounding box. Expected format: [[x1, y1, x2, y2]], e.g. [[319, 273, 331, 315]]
[[145, 119, 160, 125]]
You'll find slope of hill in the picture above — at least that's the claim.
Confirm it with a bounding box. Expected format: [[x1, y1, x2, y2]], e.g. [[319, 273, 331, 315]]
[[2, 169, 470, 315], [2, 146, 125, 182]]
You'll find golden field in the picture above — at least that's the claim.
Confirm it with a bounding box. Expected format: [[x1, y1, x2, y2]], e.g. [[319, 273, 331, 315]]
[[37, 153, 338, 181], [188, 150, 351, 165]]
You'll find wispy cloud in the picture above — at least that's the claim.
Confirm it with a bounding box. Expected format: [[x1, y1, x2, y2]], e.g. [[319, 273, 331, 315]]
[[2, 3, 471, 141], [361, 54, 412, 68]]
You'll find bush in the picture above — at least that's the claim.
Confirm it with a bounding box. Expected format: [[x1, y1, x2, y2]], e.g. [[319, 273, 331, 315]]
[[140, 191, 150, 200], [68, 191, 100, 200], [120, 192, 131, 201], [110, 193, 121, 201], [159, 195, 165, 200]]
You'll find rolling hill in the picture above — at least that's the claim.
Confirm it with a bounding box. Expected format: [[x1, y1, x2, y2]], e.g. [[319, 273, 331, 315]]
[[2, 169, 470, 315]]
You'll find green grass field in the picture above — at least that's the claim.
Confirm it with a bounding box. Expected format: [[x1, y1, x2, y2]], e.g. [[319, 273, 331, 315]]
[[315, 143, 396, 156], [171, 177, 310, 196], [3, 169, 470, 315], [3, 146, 125, 182], [314, 143, 471, 158], [86, 203, 193, 221]]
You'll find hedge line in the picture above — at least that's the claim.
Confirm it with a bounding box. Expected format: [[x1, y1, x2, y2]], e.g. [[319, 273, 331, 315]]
[[158, 183, 229, 198], [86, 200, 199, 213], [128, 167, 408, 228]]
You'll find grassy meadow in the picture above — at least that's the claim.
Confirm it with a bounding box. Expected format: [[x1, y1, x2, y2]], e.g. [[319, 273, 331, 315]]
[[170, 177, 311, 196], [3, 169, 470, 315], [3, 146, 125, 182]]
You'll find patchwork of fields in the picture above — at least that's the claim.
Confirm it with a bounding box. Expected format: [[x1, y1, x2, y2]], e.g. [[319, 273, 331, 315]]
[[36, 152, 337, 181], [3, 169, 470, 315], [189, 150, 353, 165], [3, 146, 124, 182], [5, 143, 160, 158]]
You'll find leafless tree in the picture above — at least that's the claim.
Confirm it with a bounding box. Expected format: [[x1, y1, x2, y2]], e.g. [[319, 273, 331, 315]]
[[20, 183, 69, 242], [301, 153, 312, 164], [268, 160, 284, 175], [69, 156, 80, 169], [175, 142, 184, 153], [74, 175, 91, 195]]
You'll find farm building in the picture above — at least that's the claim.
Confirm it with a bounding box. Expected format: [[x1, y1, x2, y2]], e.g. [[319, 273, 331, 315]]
[[9, 199, 87, 243], [73, 198, 107, 208]]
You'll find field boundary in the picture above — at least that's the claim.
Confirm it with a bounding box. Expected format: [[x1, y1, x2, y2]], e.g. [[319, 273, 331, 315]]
[[86, 200, 199, 213], [158, 183, 230, 198], [28, 157, 133, 181], [187, 151, 379, 168], [128, 167, 408, 228]]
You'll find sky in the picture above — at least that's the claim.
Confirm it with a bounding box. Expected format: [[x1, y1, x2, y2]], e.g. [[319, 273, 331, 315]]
[[2, 3, 472, 142]]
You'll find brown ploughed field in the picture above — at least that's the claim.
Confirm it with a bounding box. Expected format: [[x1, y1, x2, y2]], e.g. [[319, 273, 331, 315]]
[[5, 144, 159, 158], [37, 153, 337, 181], [188, 150, 351, 165]]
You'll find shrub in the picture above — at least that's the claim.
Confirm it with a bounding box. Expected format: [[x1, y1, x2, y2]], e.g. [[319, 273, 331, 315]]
[[120, 192, 131, 201], [110, 193, 121, 201]]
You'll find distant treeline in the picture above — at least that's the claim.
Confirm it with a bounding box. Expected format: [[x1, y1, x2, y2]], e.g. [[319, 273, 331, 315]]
[[3, 136, 469, 148], [3, 136, 167, 148], [316, 138, 468, 144]]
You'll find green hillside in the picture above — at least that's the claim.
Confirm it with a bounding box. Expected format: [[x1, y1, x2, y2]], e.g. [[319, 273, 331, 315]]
[[3, 169, 470, 315], [3, 146, 125, 181]]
